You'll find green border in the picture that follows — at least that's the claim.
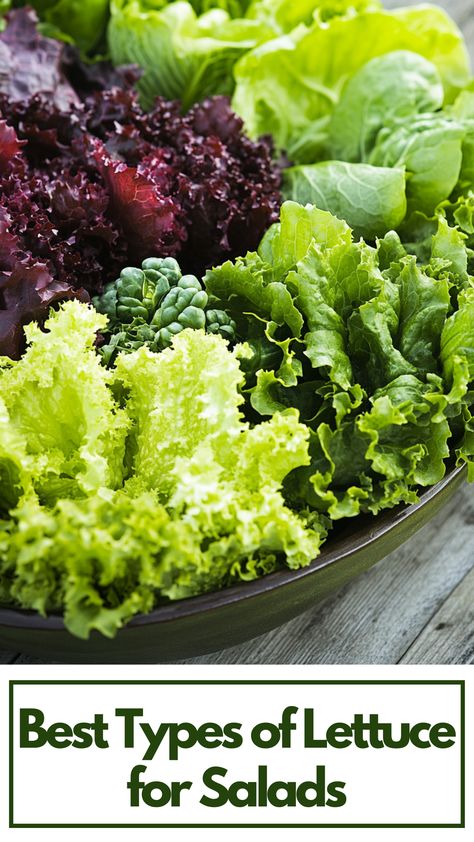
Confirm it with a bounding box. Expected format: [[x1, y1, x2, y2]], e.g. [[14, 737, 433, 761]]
[[9, 680, 465, 830]]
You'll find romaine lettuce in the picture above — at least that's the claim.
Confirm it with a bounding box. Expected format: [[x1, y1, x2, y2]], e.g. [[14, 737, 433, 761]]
[[108, 0, 273, 108], [206, 202, 474, 520]]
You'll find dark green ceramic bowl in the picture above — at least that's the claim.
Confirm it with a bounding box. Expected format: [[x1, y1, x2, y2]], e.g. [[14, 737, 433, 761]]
[[0, 465, 466, 663]]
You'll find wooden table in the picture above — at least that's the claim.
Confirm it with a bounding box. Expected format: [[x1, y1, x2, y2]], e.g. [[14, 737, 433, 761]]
[[1, 0, 473, 666]]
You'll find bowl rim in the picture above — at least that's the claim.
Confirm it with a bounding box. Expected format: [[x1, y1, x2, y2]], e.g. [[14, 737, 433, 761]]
[[0, 463, 467, 633]]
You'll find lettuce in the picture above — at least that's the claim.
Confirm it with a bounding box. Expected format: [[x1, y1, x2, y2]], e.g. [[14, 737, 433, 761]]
[[328, 51, 445, 163], [114, 331, 321, 579], [204, 202, 474, 520], [441, 288, 474, 383], [108, 0, 273, 108], [232, 5, 470, 162], [370, 115, 465, 217], [2, 201, 471, 640], [0, 301, 129, 503], [11, 0, 109, 51], [0, 479, 325, 637], [107, 0, 384, 109], [0, 311, 324, 637], [281, 50, 472, 239], [245, 0, 381, 31], [283, 162, 407, 240]]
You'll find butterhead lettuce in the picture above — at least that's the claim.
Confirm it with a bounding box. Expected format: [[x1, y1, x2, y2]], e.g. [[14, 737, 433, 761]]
[[232, 4, 470, 162]]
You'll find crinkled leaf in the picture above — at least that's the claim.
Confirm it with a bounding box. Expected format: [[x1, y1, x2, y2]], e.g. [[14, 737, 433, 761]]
[[0, 301, 129, 501]]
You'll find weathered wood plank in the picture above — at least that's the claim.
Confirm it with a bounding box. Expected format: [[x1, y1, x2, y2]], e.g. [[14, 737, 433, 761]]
[[400, 566, 474, 664], [0, 651, 18, 664], [177, 484, 474, 664], [5, 653, 41, 665]]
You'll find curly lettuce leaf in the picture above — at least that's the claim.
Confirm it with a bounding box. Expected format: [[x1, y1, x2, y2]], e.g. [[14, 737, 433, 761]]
[[114, 328, 313, 488], [204, 254, 303, 336], [208, 202, 473, 521], [286, 234, 393, 390], [0, 395, 34, 512], [441, 287, 474, 383], [258, 199, 352, 277], [115, 331, 246, 496], [0, 491, 191, 638], [0, 301, 129, 502], [114, 329, 324, 577], [0, 478, 326, 639], [0, 320, 326, 638], [288, 371, 462, 520]]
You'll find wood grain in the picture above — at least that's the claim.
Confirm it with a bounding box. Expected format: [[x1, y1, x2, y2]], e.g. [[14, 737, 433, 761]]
[[400, 567, 474, 664], [175, 485, 474, 665]]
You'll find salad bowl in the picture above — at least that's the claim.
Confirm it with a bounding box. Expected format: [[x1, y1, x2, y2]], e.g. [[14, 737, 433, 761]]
[[0, 464, 466, 663]]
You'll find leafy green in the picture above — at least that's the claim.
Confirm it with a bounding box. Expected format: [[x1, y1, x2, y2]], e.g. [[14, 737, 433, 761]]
[[283, 162, 407, 240], [108, 0, 273, 108], [0, 301, 129, 504], [202, 202, 474, 520], [0, 310, 324, 637], [245, 0, 381, 31], [1, 201, 473, 639], [94, 257, 236, 364], [370, 114, 465, 217], [281, 47, 472, 237], [258, 199, 352, 277], [232, 4, 470, 162], [1, 2, 474, 641], [106, 0, 389, 110], [12, 0, 110, 51], [446, 87, 474, 201], [441, 287, 474, 383], [328, 51, 444, 163]]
